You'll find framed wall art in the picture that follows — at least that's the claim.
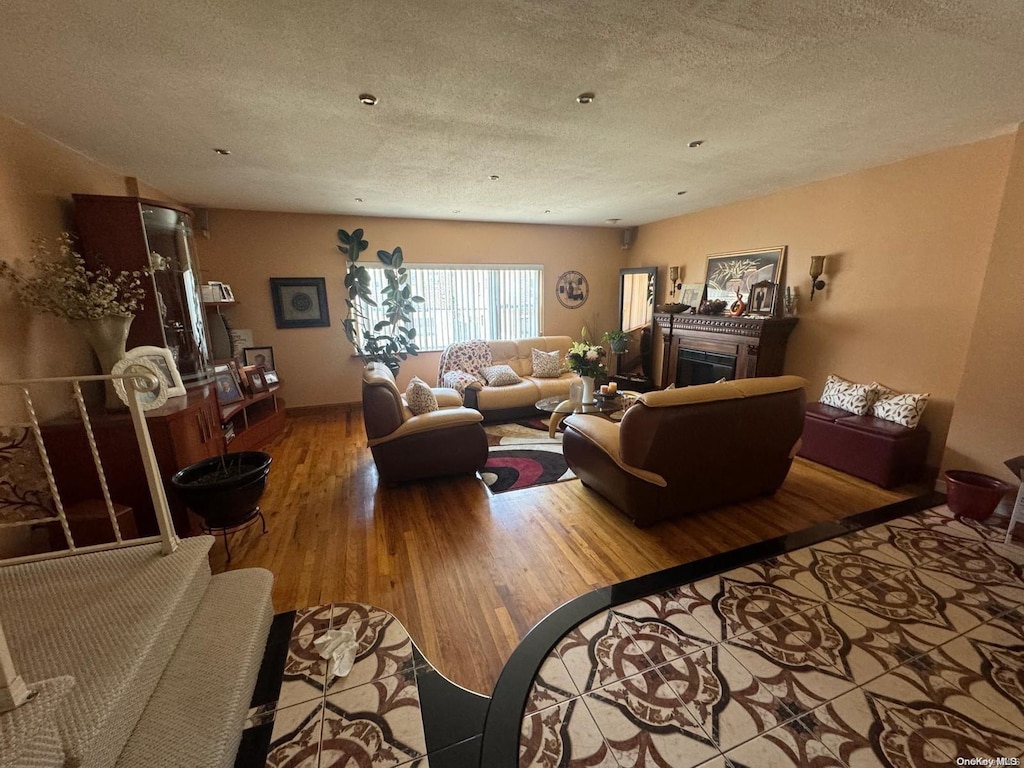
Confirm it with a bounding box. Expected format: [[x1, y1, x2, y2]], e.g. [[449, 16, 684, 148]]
[[270, 277, 330, 328], [704, 246, 786, 309]]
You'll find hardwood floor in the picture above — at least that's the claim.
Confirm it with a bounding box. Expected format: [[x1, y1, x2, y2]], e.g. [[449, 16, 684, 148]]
[[211, 405, 916, 696]]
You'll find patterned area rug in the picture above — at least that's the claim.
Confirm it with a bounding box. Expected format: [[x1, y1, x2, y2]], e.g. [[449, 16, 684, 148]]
[[479, 419, 576, 494]]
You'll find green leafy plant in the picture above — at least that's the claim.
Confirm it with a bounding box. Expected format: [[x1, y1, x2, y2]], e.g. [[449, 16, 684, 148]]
[[602, 329, 631, 354], [338, 228, 424, 375]]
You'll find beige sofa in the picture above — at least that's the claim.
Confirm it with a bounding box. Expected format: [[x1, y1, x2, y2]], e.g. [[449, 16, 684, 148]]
[[437, 336, 579, 421]]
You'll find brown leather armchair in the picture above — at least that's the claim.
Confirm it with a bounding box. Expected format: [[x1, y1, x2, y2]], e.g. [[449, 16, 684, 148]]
[[362, 363, 489, 483], [563, 376, 807, 525]]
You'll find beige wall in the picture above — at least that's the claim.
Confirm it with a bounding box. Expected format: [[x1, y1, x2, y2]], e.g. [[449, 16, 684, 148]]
[[194, 211, 625, 406], [943, 128, 1024, 484], [0, 116, 167, 421], [629, 135, 1015, 468]]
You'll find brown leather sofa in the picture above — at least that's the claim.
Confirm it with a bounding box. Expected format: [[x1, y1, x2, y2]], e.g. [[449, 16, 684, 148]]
[[563, 376, 807, 525], [361, 363, 488, 483]]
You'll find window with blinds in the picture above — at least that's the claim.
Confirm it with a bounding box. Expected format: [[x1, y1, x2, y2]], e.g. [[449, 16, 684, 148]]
[[359, 265, 542, 351]]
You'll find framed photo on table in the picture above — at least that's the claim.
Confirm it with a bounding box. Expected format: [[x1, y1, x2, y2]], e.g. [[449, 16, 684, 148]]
[[243, 346, 275, 371], [747, 280, 778, 316], [263, 369, 280, 386], [124, 345, 186, 398], [213, 364, 245, 405], [704, 246, 786, 308], [249, 366, 269, 393], [269, 277, 330, 328]]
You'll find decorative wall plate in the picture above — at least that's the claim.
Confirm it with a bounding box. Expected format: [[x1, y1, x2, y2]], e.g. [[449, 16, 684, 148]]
[[556, 270, 589, 309]]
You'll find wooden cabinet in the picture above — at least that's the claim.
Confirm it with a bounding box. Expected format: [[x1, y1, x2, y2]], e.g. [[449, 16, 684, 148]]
[[221, 387, 286, 453], [41, 386, 224, 538], [73, 195, 213, 384]]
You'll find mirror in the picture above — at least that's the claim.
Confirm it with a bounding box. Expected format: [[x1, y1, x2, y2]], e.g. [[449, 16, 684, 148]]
[[617, 267, 657, 382]]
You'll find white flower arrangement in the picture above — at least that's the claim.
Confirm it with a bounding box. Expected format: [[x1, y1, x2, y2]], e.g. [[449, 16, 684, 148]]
[[0, 233, 148, 320], [566, 339, 607, 378]]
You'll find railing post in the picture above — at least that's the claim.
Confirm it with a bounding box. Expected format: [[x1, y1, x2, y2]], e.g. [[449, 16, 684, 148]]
[[0, 618, 30, 712], [125, 381, 178, 556]]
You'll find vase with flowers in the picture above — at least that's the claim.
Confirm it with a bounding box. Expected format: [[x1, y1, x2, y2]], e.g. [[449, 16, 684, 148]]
[[566, 335, 607, 404], [0, 233, 148, 409]]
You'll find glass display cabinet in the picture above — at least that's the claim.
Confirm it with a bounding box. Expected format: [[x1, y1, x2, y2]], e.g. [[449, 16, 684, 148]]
[[73, 195, 212, 384]]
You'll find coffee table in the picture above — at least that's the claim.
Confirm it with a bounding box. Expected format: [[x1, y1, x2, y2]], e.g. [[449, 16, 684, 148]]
[[535, 395, 623, 438]]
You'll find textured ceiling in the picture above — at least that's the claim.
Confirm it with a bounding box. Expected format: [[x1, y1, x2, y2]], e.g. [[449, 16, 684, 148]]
[[2, 1, 1024, 226]]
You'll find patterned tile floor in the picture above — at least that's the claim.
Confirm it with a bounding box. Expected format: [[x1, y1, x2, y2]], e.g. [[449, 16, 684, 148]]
[[519, 504, 1024, 767], [235, 603, 488, 767]]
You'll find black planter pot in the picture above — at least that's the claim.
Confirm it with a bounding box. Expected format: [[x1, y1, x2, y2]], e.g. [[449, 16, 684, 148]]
[[171, 451, 273, 529]]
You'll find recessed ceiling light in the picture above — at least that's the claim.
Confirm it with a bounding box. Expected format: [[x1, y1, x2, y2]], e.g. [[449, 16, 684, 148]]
[[606, 218, 621, 224], [677, 191, 687, 195], [489, 175, 500, 181], [354, 197, 364, 202], [359, 93, 378, 106], [213, 148, 231, 155], [688, 140, 704, 148], [576, 92, 596, 104], [453, 210, 461, 214], [544, 209, 552, 214]]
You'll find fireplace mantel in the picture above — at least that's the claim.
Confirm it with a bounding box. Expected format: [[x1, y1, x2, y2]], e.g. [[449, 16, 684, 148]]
[[653, 312, 798, 388]]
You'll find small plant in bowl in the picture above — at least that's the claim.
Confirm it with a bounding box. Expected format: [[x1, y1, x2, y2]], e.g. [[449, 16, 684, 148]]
[[602, 329, 631, 355]]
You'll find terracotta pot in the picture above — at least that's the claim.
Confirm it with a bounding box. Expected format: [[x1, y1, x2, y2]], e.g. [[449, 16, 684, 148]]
[[944, 469, 1012, 521]]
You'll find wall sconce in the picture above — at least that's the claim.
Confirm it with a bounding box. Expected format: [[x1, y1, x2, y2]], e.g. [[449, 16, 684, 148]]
[[668, 266, 682, 296], [809, 255, 827, 301]]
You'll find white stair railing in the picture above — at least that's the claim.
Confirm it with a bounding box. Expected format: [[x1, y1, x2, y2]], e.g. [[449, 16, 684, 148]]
[[0, 371, 180, 712]]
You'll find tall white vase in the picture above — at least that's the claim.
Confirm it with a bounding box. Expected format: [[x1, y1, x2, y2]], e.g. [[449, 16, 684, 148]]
[[72, 315, 134, 410], [581, 375, 596, 404]]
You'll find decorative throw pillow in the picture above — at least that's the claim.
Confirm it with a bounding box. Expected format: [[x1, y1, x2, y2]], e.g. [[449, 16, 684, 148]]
[[442, 370, 482, 396], [479, 364, 522, 387], [870, 383, 929, 428], [819, 374, 878, 416], [531, 348, 563, 378], [405, 376, 438, 415]]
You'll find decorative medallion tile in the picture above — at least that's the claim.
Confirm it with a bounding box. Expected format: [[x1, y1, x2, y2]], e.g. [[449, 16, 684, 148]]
[[918, 540, 1024, 608], [324, 610, 429, 697], [612, 595, 715, 667], [519, 697, 618, 768], [524, 654, 579, 715], [817, 601, 915, 685], [320, 671, 427, 767], [291, 604, 335, 638], [712, 578, 823, 641], [555, 610, 653, 693], [658, 643, 794, 754], [583, 666, 719, 767], [278, 629, 331, 709], [864, 666, 1024, 744], [870, 692, 1024, 763], [721, 717, 845, 768], [718, 640, 854, 745], [265, 698, 324, 768]]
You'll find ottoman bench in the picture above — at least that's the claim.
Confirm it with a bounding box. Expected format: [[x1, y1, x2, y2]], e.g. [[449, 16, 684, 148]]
[[798, 402, 929, 488]]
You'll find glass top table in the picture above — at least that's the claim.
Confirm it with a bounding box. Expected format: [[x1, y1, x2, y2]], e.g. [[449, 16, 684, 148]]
[[535, 395, 624, 438]]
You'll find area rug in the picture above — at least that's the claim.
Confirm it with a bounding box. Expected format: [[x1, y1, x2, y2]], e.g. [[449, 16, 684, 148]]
[[479, 419, 576, 494]]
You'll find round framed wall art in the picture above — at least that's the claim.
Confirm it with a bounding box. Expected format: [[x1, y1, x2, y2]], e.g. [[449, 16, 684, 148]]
[[556, 270, 589, 309]]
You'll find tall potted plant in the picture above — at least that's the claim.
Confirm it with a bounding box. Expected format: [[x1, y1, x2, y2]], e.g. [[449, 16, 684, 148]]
[[338, 228, 424, 376]]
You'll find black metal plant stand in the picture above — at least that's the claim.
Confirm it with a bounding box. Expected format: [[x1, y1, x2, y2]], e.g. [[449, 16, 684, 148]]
[[202, 506, 268, 562]]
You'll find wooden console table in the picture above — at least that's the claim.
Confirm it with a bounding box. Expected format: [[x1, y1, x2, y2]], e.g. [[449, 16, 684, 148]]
[[653, 312, 798, 389]]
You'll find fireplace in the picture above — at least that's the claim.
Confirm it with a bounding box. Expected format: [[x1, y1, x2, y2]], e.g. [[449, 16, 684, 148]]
[[653, 312, 798, 388], [677, 348, 737, 386]]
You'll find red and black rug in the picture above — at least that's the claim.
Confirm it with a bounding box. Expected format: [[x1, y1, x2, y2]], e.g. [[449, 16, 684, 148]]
[[479, 419, 575, 494]]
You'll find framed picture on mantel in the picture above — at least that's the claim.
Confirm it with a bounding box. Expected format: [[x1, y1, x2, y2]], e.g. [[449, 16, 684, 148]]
[[704, 246, 786, 310]]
